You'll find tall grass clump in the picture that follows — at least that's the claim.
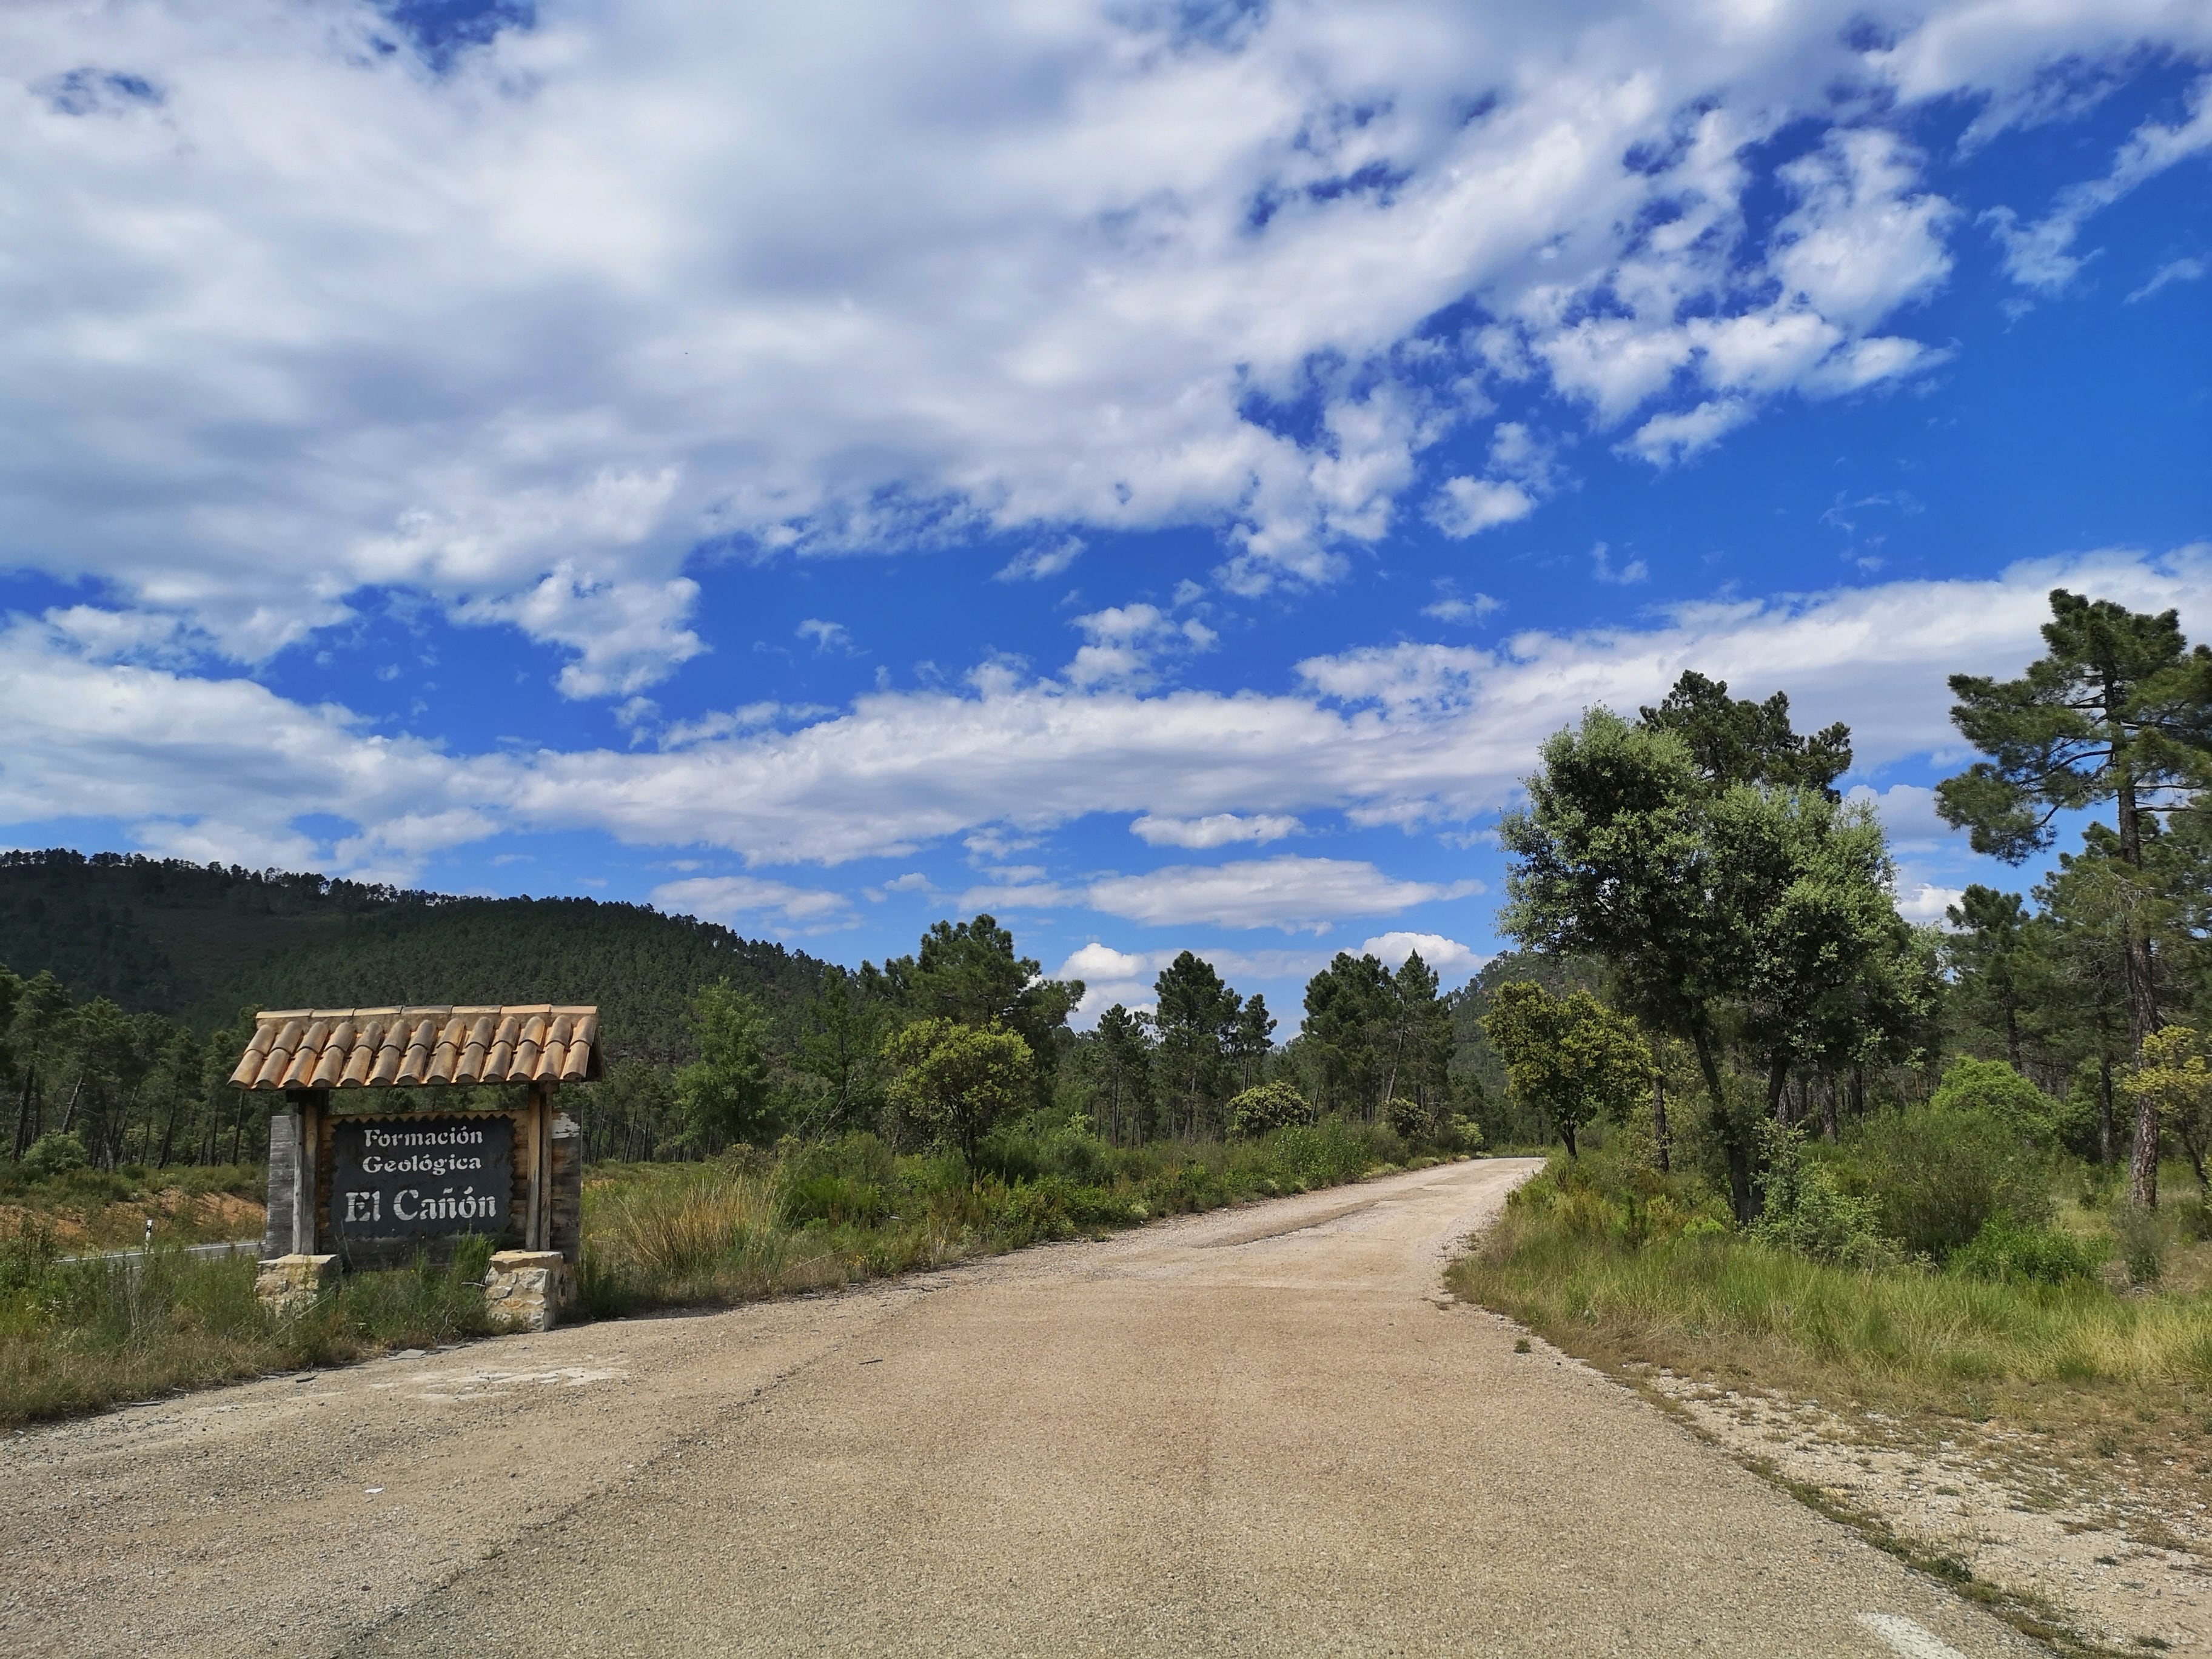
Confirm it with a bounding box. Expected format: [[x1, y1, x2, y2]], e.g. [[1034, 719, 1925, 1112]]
[[578, 1116, 1448, 1318], [0, 1220, 495, 1429], [1452, 1142, 2212, 1412]]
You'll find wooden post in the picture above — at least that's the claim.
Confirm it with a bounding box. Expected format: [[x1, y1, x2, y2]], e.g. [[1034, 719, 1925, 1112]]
[[286, 1089, 321, 1255], [521, 1082, 552, 1251]]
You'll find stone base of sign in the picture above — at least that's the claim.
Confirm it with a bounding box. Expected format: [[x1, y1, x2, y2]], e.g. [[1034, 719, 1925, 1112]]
[[483, 1250, 572, 1333], [255, 1253, 338, 1318]]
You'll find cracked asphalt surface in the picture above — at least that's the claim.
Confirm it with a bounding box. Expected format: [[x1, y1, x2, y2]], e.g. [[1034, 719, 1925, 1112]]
[[2, 1158, 2042, 1657]]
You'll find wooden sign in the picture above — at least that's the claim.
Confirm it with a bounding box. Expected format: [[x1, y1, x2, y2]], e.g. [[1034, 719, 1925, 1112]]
[[329, 1115, 515, 1242]]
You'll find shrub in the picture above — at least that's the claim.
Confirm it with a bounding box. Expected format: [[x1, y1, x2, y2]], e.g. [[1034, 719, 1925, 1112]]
[[20, 1132, 87, 1181], [1228, 1082, 1313, 1138], [2113, 1204, 2165, 1287], [1849, 1104, 2054, 1261], [1948, 1216, 2097, 1285], [1748, 1122, 1899, 1269], [1929, 1057, 2060, 1145]]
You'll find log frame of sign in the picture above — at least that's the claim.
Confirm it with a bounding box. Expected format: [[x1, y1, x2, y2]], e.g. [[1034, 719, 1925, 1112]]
[[258, 1082, 583, 1332]]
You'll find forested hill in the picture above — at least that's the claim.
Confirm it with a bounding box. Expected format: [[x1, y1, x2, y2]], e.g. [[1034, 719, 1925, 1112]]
[[0, 850, 831, 1062]]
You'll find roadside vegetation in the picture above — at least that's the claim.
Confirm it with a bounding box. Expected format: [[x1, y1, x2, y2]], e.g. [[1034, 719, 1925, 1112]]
[[0, 1116, 1443, 1429], [1448, 589, 2212, 1590]]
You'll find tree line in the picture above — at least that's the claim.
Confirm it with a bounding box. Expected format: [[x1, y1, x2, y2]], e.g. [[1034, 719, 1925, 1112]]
[[1495, 588, 2212, 1222]]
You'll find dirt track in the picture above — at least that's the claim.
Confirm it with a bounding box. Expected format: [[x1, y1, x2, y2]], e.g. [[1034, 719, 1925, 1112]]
[[1, 1158, 2041, 1657]]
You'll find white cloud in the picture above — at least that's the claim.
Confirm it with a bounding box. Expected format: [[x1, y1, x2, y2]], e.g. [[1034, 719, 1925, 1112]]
[[1622, 399, 1752, 467], [6, 547, 2210, 879], [1590, 542, 1649, 586], [1897, 882, 1967, 926], [1769, 130, 1956, 332], [1085, 856, 1481, 933], [2127, 255, 2207, 303], [1423, 591, 1502, 624], [796, 618, 853, 654], [1065, 603, 1216, 689], [1427, 477, 1535, 538], [1988, 74, 2212, 293], [1, 0, 2179, 672], [458, 566, 704, 699], [994, 536, 1084, 582], [1846, 782, 1957, 846], [1358, 931, 1486, 976], [1130, 813, 1302, 848], [649, 874, 855, 928]]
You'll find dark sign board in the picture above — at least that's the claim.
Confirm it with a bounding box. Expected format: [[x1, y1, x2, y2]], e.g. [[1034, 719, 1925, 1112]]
[[329, 1115, 514, 1241]]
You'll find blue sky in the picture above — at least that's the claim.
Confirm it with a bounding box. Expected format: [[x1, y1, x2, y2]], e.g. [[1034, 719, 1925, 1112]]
[[1, 1, 2208, 1022]]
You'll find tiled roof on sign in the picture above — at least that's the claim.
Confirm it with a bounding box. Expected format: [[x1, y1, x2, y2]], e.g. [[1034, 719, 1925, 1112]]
[[227, 1005, 601, 1091]]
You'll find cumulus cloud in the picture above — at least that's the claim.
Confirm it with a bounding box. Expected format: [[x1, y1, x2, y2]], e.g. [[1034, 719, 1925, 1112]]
[[5, 548, 2210, 878], [1130, 813, 1302, 848], [1423, 589, 1503, 624], [1358, 931, 1486, 976], [1064, 603, 1217, 689], [1, 0, 2187, 685]]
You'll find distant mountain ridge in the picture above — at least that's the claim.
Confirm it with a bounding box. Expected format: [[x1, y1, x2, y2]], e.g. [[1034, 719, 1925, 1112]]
[[0, 850, 830, 1063]]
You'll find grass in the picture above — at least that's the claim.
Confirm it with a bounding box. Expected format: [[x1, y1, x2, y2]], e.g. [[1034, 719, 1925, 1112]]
[[0, 1224, 492, 1428], [578, 1118, 1428, 1317], [1452, 1149, 2212, 1412], [0, 1161, 266, 1250], [0, 1117, 1438, 1427]]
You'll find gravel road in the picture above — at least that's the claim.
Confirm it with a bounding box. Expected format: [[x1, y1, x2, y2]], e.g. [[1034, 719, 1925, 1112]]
[[2, 1158, 2042, 1657]]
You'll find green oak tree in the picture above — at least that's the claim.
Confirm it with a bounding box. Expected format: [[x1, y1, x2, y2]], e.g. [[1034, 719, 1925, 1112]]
[[883, 1017, 1034, 1168], [1480, 981, 1651, 1158]]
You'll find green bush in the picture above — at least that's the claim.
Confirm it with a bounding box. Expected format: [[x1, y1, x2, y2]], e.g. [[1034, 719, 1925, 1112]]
[[1929, 1057, 2060, 1145], [1749, 1123, 1899, 1269], [20, 1131, 88, 1181], [1849, 1104, 2054, 1261], [1227, 1081, 1313, 1138], [1948, 1217, 2097, 1285]]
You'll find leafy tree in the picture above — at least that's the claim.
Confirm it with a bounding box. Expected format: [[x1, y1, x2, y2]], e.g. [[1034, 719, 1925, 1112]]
[[1501, 697, 1920, 1216], [10, 971, 73, 1158], [1226, 1080, 1312, 1138], [1085, 1003, 1155, 1145], [1152, 952, 1241, 1136], [1500, 709, 1752, 1202], [877, 915, 1081, 1086], [1481, 981, 1651, 1158], [1638, 669, 1852, 797], [883, 1017, 1034, 1167], [673, 980, 776, 1150], [2123, 1025, 2212, 1188], [1943, 886, 2033, 1068], [1227, 993, 1276, 1092], [1301, 951, 1394, 1118], [1938, 591, 2212, 1204], [791, 965, 887, 1134]]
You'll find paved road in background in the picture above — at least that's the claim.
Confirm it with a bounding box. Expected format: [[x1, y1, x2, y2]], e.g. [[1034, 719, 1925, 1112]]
[[2, 1159, 2036, 1657]]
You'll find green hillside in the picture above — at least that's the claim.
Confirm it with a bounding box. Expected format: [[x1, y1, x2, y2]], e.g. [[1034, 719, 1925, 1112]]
[[0, 850, 829, 1063]]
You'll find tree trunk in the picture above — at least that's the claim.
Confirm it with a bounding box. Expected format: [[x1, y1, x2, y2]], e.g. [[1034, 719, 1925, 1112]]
[[1822, 1074, 1840, 1142], [1651, 1074, 1671, 1173], [1691, 1026, 1752, 1224], [2097, 1056, 2116, 1166], [13, 1063, 36, 1159], [2115, 766, 2163, 1207]]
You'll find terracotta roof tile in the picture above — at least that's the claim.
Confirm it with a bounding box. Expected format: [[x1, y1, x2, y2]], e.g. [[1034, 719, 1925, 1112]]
[[227, 1005, 602, 1090]]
